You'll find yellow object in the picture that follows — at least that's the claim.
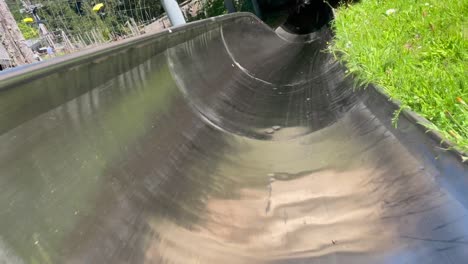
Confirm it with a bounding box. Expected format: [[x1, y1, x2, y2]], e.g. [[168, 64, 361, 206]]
[[92, 3, 104, 12], [23, 17, 34, 23]]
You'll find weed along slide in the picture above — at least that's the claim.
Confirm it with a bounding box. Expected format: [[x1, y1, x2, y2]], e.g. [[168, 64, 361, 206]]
[[0, 10, 467, 264]]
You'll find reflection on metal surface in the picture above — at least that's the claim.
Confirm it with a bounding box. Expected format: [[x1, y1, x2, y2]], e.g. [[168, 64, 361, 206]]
[[0, 14, 467, 264]]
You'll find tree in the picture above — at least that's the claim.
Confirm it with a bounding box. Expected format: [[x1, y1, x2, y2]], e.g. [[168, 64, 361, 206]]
[[17, 21, 39, 39], [0, 0, 34, 65]]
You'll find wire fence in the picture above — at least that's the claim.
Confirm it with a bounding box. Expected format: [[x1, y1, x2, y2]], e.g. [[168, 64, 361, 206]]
[[3, 0, 176, 59], [1, 0, 252, 69]]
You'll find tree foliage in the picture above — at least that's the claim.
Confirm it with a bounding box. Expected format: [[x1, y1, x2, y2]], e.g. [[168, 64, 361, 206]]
[[187, 0, 255, 21], [17, 22, 39, 39]]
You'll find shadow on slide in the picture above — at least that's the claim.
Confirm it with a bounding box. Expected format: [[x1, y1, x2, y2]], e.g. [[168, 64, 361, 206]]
[[0, 11, 467, 264]]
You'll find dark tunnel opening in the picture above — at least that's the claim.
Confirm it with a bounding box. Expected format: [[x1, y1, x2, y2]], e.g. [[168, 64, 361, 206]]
[[281, 0, 334, 34], [260, 0, 361, 35]]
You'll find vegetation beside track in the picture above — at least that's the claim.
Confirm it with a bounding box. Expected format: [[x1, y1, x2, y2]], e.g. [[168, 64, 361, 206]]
[[330, 0, 467, 153]]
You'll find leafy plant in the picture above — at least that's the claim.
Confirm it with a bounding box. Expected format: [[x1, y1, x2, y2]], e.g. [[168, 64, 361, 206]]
[[187, 0, 255, 21], [188, 0, 227, 21], [18, 22, 39, 39], [330, 0, 468, 152]]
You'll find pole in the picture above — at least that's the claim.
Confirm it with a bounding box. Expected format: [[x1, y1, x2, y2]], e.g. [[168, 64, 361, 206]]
[[20, 1, 56, 49], [224, 0, 236, 13], [33, 12, 55, 49], [160, 0, 186, 26], [250, 0, 262, 19]]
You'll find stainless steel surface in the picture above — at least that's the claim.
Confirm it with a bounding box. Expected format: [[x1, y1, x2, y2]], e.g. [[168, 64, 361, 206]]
[[161, 0, 186, 26], [0, 13, 467, 264]]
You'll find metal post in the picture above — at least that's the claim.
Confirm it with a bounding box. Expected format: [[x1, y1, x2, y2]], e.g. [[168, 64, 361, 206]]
[[251, 0, 262, 18], [33, 12, 56, 49], [160, 0, 186, 27], [224, 0, 236, 13]]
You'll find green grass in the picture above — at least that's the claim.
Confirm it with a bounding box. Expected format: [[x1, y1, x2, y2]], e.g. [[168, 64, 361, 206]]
[[330, 0, 468, 153]]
